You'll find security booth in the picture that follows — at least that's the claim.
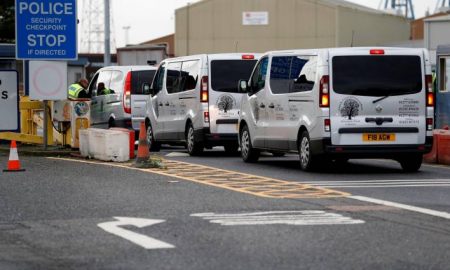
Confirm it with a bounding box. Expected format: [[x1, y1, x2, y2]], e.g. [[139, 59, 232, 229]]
[[436, 45, 450, 129], [52, 99, 90, 148]]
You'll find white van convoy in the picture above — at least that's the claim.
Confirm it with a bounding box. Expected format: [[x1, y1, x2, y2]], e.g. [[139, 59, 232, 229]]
[[144, 53, 260, 155], [88, 66, 157, 131], [238, 47, 434, 172]]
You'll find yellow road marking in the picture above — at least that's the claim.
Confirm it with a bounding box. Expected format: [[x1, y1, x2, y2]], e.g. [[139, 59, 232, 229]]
[[49, 157, 350, 199]]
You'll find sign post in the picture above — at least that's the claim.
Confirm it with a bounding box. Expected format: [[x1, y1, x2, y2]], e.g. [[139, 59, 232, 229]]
[[0, 71, 19, 132], [15, 0, 77, 149]]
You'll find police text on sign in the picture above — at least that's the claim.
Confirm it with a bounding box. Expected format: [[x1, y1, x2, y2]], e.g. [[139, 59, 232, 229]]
[[15, 0, 77, 60]]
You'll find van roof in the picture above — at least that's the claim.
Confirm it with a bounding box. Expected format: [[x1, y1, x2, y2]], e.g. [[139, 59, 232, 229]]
[[97, 65, 158, 72], [162, 53, 261, 62], [265, 47, 427, 57]]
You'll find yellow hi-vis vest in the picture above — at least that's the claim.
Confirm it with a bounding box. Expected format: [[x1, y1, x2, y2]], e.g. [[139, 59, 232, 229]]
[[68, 83, 84, 99]]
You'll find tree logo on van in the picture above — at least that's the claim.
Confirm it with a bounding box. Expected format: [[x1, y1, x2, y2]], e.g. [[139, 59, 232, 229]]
[[217, 94, 236, 113], [339, 98, 361, 120]]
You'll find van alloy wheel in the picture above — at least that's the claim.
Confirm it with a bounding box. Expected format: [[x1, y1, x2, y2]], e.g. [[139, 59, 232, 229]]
[[300, 137, 310, 168], [240, 125, 259, 163], [146, 124, 160, 152], [186, 124, 203, 156], [187, 126, 195, 153], [299, 131, 315, 171], [241, 130, 250, 159]]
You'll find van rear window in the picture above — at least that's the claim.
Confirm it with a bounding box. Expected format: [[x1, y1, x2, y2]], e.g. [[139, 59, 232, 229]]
[[131, 70, 156, 94], [332, 56, 422, 96], [211, 60, 257, 93]]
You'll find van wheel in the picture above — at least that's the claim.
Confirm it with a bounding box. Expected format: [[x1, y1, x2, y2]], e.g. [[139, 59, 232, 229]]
[[299, 131, 316, 171], [186, 123, 203, 156], [146, 124, 161, 152], [224, 143, 239, 155], [399, 154, 423, 172], [240, 125, 259, 163]]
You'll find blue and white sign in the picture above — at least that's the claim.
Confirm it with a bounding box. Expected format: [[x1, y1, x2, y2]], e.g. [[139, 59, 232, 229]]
[[15, 0, 78, 60]]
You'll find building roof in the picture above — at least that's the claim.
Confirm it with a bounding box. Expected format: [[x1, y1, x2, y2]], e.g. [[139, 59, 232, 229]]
[[116, 44, 167, 51], [424, 14, 450, 22], [0, 44, 15, 58], [177, 0, 396, 17]]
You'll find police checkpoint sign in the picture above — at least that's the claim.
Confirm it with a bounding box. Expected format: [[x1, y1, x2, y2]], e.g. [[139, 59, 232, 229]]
[[15, 0, 77, 60], [0, 71, 19, 132]]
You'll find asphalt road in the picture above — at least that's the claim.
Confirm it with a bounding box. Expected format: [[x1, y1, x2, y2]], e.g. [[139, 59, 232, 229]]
[[0, 149, 449, 270]]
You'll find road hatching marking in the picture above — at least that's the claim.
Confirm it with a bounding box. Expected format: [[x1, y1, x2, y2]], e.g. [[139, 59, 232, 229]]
[[49, 157, 349, 199]]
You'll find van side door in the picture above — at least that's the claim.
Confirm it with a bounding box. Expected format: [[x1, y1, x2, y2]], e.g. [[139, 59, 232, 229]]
[[176, 60, 201, 140], [163, 62, 182, 140], [90, 70, 112, 127], [247, 57, 269, 149], [148, 63, 166, 140]]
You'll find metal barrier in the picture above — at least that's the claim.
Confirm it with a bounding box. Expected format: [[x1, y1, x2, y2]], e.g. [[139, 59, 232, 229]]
[[0, 96, 53, 145]]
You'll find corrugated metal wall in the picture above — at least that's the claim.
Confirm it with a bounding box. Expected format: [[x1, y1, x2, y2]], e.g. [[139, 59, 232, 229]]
[[175, 0, 410, 56]]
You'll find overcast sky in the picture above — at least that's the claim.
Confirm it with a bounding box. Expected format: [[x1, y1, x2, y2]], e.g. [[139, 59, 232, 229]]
[[77, 0, 440, 52]]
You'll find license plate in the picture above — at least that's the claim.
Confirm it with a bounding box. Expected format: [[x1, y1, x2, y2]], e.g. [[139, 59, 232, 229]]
[[363, 133, 396, 142]]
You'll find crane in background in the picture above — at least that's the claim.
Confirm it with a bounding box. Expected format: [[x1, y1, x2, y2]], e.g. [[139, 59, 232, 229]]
[[383, 0, 415, 20]]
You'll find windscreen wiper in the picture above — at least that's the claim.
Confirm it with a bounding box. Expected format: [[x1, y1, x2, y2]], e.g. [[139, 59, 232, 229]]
[[372, 95, 390, 104]]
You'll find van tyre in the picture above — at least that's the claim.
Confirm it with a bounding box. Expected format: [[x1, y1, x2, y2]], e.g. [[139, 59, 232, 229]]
[[186, 123, 203, 156], [299, 131, 317, 171], [240, 125, 260, 163], [399, 154, 423, 172], [146, 124, 161, 152]]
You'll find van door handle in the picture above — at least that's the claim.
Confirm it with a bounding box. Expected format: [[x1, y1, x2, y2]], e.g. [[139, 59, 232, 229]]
[[268, 103, 275, 109], [158, 103, 163, 107], [165, 102, 170, 106], [259, 103, 266, 108]]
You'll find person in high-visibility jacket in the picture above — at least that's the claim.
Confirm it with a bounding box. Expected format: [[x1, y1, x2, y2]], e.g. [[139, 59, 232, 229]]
[[68, 79, 89, 99], [97, 82, 115, 95]]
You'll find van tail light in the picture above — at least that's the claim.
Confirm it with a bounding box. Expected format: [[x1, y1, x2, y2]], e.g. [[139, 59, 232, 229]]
[[426, 75, 434, 107], [319, 75, 329, 108], [324, 119, 331, 132], [427, 118, 433, 131], [201, 76, 209, 103], [204, 112, 210, 123], [123, 71, 132, 114], [370, 49, 385, 55]]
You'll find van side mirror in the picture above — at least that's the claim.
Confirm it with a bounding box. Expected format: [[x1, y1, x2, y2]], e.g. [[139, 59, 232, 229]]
[[238, 80, 249, 93], [142, 83, 151, 95]]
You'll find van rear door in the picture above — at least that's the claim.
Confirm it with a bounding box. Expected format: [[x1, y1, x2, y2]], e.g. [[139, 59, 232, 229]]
[[329, 49, 426, 146], [131, 69, 156, 131], [208, 54, 259, 135]]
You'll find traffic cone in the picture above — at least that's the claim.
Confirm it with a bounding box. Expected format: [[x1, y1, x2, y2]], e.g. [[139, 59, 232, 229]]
[[3, 141, 25, 172], [134, 122, 150, 167]]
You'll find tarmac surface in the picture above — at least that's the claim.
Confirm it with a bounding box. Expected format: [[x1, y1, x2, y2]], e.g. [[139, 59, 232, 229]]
[[0, 150, 449, 269]]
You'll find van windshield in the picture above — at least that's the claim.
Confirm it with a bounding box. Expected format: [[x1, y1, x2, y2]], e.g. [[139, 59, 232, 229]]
[[332, 56, 422, 96], [211, 60, 257, 93]]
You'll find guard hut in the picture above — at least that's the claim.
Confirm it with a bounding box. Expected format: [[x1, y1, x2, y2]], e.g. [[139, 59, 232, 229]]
[[436, 44, 450, 129]]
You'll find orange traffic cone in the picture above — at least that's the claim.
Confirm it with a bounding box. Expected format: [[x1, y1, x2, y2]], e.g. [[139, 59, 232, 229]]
[[3, 141, 25, 172], [134, 122, 150, 167]]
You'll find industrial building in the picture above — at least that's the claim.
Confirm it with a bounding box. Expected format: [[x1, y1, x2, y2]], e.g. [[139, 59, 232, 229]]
[[175, 0, 410, 56]]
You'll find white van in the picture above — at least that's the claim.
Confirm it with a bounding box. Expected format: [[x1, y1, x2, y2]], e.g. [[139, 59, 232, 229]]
[[144, 53, 260, 155], [238, 47, 434, 172], [88, 66, 157, 130]]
